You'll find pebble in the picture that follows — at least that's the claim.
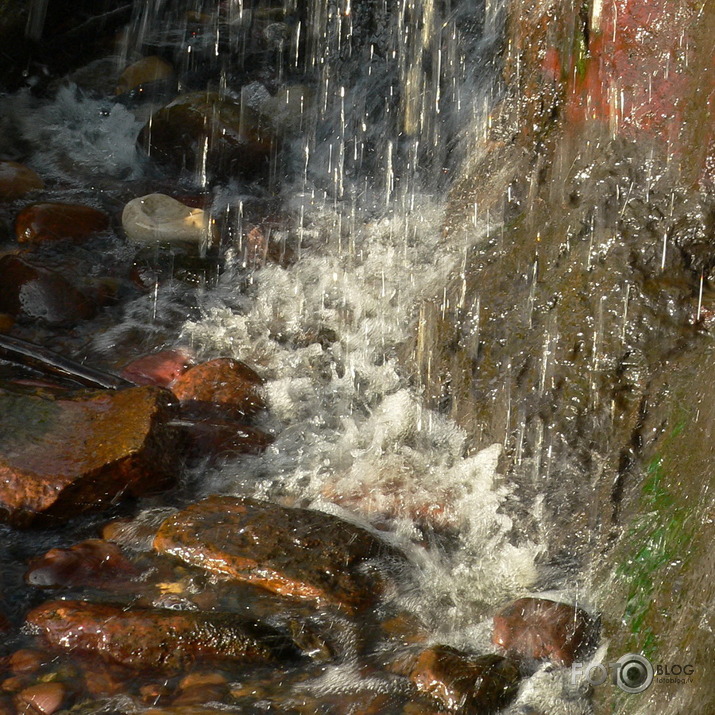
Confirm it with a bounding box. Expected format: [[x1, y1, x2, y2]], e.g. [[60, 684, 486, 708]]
[[15, 202, 109, 244], [0, 161, 43, 200], [116, 56, 175, 95]]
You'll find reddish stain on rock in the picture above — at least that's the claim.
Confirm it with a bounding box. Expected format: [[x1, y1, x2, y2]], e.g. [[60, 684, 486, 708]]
[[0, 385, 176, 526], [24, 539, 139, 589], [153, 495, 403, 611], [15, 202, 109, 245], [409, 646, 520, 714], [170, 358, 265, 418], [0, 255, 96, 326], [121, 349, 195, 387], [26, 600, 298, 672], [492, 597, 596, 666]]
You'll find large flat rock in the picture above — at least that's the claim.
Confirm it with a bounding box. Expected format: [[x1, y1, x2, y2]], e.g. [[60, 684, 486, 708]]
[[0, 385, 176, 526], [153, 495, 403, 611]]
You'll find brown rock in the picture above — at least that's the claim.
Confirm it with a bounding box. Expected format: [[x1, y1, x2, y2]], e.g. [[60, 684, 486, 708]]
[[14, 682, 67, 715], [15, 203, 109, 245], [138, 92, 275, 179], [409, 647, 520, 714], [0, 255, 96, 326], [27, 600, 300, 672], [0, 162, 44, 201], [178, 417, 274, 460], [0, 385, 176, 526], [120, 349, 194, 387], [8, 649, 46, 675], [0, 314, 14, 334], [492, 597, 596, 666], [170, 358, 265, 418], [116, 56, 174, 95], [24, 539, 138, 589], [153, 495, 403, 611]]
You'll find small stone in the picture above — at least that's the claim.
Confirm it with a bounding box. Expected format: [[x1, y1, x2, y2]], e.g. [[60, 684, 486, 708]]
[[178, 417, 274, 460], [492, 597, 596, 666], [138, 92, 275, 180], [0, 255, 95, 326], [0, 385, 176, 526], [14, 682, 66, 715], [170, 358, 265, 418], [122, 194, 212, 245], [120, 348, 195, 387], [8, 649, 46, 674], [0, 161, 44, 201], [15, 202, 109, 245], [409, 647, 520, 714], [153, 495, 404, 611], [27, 600, 300, 672], [116, 56, 175, 95], [24, 539, 138, 589], [0, 314, 14, 333]]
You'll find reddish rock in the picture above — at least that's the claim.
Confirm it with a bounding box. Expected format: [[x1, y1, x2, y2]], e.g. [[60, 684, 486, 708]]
[[8, 649, 46, 675], [153, 495, 403, 611], [138, 92, 275, 180], [0, 255, 96, 326], [170, 358, 265, 418], [240, 223, 296, 269], [24, 539, 138, 589], [492, 597, 596, 666], [409, 647, 520, 714], [27, 601, 299, 672], [14, 682, 67, 715], [0, 162, 44, 201], [15, 203, 109, 245], [0, 385, 176, 526], [120, 349, 194, 387]]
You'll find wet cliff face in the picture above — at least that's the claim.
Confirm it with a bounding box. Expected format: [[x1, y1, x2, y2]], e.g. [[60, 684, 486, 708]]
[[407, 0, 714, 711]]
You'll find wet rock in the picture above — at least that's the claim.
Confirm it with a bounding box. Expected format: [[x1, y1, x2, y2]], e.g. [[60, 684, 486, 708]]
[[8, 650, 46, 675], [492, 597, 596, 666], [0, 385, 176, 526], [24, 539, 139, 589], [14, 682, 67, 715], [178, 417, 274, 460], [120, 349, 194, 387], [0, 255, 96, 326], [409, 646, 520, 714], [121, 194, 212, 246], [0, 162, 43, 201], [170, 358, 265, 418], [15, 203, 109, 245], [0, 314, 13, 334], [153, 495, 403, 611], [27, 600, 300, 672], [138, 92, 275, 180], [116, 56, 175, 95]]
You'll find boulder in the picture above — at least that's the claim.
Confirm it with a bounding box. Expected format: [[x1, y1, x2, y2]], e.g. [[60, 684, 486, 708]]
[[24, 539, 139, 589], [0, 162, 43, 201], [15, 203, 109, 245], [492, 597, 596, 666], [138, 92, 274, 180], [0, 255, 96, 326], [0, 385, 176, 526], [26, 600, 300, 672], [408, 646, 520, 714], [153, 495, 402, 611], [170, 358, 265, 418], [121, 194, 212, 246]]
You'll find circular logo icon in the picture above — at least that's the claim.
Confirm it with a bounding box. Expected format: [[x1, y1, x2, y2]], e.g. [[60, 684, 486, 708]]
[[614, 653, 654, 694]]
